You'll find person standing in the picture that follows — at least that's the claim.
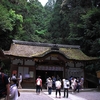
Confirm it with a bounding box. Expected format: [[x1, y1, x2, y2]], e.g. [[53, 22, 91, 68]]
[[9, 79, 19, 100], [47, 77, 52, 95], [0, 63, 10, 100], [52, 76, 56, 90], [46, 77, 49, 90], [18, 73, 22, 89], [11, 74, 16, 80], [75, 77, 81, 92], [71, 77, 76, 93], [55, 78, 62, 98], [36, 76, 42, 95], [62, 78, 70, 98], [80, 76, 84, 89]]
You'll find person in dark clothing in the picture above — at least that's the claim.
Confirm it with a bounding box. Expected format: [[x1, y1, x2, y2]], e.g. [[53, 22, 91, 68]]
[[52, 76, 56, 90], [75, 77, 80, 92], [0, 62, 10, 100]]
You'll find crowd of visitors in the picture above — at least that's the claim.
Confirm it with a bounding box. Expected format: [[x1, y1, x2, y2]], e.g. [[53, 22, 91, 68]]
[[70, 76, 84, 93], [0, 59, 84, 100], [43, 75, 84, 98]]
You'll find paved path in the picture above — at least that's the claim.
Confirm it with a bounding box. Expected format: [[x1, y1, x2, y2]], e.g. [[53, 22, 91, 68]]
[[73, 91, 100, 100], [18, 89, 100, 100], [44, 92, 86, 100], [18, 92, 53, 100]]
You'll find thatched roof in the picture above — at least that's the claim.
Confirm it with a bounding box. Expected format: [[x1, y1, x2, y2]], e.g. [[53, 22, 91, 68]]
[[4, 40, 99, 61]]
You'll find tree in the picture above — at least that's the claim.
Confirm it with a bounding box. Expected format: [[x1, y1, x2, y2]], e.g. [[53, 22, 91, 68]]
[[0, 4, 23, 50], [47, 0, 67, 43], [81, 8, 100, 56]]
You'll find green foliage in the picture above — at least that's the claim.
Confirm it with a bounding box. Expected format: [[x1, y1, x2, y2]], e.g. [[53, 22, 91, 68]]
[[9, 9, 23, 23], [0, 4, 13, 32], [35, 30, 47, 35], [9, 9, 24, 39], [80, 8, 100, 55], [90, 39, 100, 56], [47, 0, 66, 43], [85, 64, 95, 72], [0, 0, 100, 71], [0, 3, 24, 50]]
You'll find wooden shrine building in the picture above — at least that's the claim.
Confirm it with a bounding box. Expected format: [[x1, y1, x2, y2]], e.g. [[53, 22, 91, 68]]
[[4, 40, 99, 88]]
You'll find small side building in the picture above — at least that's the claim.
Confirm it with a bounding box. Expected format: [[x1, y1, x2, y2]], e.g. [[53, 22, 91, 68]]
[[4, 40, 99, 88]]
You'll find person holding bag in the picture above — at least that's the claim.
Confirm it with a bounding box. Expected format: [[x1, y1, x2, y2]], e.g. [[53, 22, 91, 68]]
[[62, 78, 70, 98]]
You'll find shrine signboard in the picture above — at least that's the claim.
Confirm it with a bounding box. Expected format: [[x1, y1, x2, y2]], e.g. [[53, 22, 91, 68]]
[[36, 65, 63, 71]]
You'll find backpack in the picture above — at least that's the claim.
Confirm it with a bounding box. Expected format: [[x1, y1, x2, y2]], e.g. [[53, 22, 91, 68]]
[[66, 80, 70, 88], [0, 73, 7, 98]]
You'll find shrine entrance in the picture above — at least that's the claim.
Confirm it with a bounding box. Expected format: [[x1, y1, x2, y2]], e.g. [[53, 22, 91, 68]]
[[36, 64, 64, 87], [36, 70, 63, 84]]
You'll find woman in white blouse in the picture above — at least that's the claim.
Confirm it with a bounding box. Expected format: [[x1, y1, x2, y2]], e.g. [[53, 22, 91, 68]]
[[18, 73, 22, 89]]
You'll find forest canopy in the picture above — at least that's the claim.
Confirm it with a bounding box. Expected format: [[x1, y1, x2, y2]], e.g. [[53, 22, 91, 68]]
[[0, 0, 100, 75], [0, 0, 100, 58]]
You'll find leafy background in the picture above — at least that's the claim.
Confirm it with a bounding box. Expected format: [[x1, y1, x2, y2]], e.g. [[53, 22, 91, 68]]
[[0, 0, 100, 72]]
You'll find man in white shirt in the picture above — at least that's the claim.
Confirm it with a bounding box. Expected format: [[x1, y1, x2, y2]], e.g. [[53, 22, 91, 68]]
[[62, 78, 70, 98], [55, 78, 61, 98]]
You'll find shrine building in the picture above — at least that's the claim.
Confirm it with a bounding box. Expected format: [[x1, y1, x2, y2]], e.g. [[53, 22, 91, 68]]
[[4, 40, 99, 88]]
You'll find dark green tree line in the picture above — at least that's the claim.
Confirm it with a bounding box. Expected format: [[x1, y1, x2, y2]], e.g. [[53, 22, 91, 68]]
[[0, 0, 100, 72], [0, 0, 100, 60], [0, 1, 23, 50]]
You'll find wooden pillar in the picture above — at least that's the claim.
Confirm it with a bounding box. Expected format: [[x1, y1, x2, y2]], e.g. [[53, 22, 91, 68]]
[[74, 61, 76, 67], [23, 59, 25, 65], [64, 62, 66, 78], [83, 62, 87, 88]]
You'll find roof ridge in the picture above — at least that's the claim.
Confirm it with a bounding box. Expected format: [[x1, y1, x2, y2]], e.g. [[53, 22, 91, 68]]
[[12, 40, 80, 49]]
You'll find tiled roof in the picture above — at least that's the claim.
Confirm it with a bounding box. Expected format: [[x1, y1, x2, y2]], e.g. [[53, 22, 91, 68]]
[[4, 40, 99, 61]]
